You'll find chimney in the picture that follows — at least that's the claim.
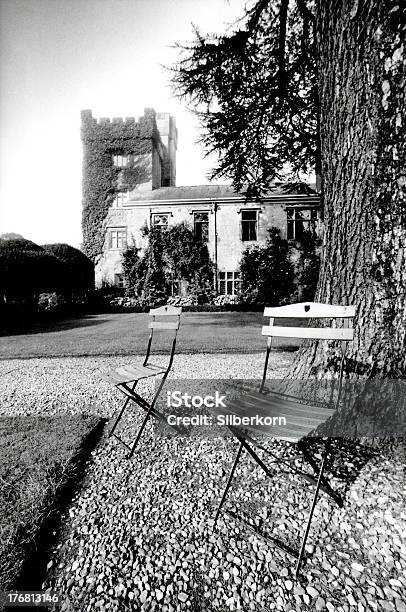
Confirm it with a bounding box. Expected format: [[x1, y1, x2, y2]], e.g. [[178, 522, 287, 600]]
[[156, 112, 177, 186]]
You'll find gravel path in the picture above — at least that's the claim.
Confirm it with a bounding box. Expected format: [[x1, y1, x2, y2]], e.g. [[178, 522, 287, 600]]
[[1, 353, 405, 612]]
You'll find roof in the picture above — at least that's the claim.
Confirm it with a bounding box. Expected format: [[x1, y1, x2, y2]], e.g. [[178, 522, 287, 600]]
[[128, 183, 318, 203], [129, 184, 240, 202]]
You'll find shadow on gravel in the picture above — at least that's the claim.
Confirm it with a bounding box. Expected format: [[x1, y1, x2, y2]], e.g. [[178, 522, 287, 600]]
[[299, 437, 405, 507], [299, 437, 378, 490]]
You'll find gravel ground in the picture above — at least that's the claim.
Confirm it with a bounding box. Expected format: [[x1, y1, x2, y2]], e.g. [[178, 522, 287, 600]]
[[0, 353, 405, 612]]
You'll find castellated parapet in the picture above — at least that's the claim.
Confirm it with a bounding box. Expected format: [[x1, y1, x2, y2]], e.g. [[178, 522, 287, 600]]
[[81, 108, 177, 189]]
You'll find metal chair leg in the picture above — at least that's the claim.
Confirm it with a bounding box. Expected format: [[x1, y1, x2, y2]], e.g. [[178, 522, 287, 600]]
[[127, 403, 156, 459], [295, 445, 328, 577], [214, 440, 244, 526], [109, 396, 131, 438]]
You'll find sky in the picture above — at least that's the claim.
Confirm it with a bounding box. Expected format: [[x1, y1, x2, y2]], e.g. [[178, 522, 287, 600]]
[[0, 0, 247, 248]]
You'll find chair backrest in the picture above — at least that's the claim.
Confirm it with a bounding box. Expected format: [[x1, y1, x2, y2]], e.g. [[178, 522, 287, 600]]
[[149, 305, 182, 330], [260, 302, 355, 404], [262, 302, 355, 341], [144, 305, 182, 368]]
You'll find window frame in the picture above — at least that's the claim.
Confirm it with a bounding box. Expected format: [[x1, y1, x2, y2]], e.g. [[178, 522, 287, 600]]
[[167, 272, 181, 296], [113, 191, 130, 207], [218, 271, 241, 296], [151, 213, 170, 231], [112, 154, 132, 168], [114, 273, 125, 288], [241, 209, 258, 242], [109, 228, 127, 250], [286, 207, 318, 240], [193, 211, 209, 242]]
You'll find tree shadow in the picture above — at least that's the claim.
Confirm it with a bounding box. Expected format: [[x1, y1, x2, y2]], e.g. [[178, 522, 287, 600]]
[[0, 314, 108, 337], [300, 437, 379, 487]]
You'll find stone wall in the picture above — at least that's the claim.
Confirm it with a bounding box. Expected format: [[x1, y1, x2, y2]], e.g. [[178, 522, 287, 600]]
[[95, 196, 320, 286]]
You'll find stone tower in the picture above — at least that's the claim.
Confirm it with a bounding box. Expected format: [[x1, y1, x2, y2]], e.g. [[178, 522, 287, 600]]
[[81, 108, 177, 262]]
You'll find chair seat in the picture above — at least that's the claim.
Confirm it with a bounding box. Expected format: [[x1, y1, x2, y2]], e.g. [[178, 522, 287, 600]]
[[211, 389, 335, 442], [102, 363, 166, 385]]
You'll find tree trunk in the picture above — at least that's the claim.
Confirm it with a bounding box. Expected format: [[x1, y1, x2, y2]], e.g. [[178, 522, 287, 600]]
[[289, 0, 405, 379]]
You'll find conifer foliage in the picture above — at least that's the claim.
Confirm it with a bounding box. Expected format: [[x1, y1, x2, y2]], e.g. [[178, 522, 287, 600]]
[[171, 0, 318, 197]]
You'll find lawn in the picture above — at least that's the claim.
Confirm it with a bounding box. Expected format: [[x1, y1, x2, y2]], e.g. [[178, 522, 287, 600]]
[[0, 312, 301, 360], [0, 415, 105, 593]]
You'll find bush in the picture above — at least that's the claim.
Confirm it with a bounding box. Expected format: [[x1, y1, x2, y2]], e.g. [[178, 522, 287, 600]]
[[0, 237, 95, 326], [213, 295, 240, 306], [122, 223, 214, 308], [42, 243, 94, 292], [162, 222, 214, 304], [0, 239, 67, 299], [141, 229, 169, 307], [37, 292, 67, 314], [239, 227, 295, 306], [294, 233, 321, 301], [0, 237, 43, 252]]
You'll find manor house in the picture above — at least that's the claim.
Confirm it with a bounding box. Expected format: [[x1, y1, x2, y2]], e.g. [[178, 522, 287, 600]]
[[81, 109, 320, 295]]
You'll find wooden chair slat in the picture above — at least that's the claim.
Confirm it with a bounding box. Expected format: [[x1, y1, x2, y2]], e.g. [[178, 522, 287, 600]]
[[211, 391, 334, 438], [231, 397, 331, 428], [236, 420, 311, 440], [104, 363, 166, 385], [241, 388, 334, 414], [261, 393, 334, 418], [264, 302, 355, 319], [234, 394, 334, 421], [149, 321, 180, 331], [262, 326, 354, 341], [149, 305, 182, 316]]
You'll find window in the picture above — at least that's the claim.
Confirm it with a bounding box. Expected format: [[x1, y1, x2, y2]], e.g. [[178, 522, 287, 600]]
[[287, 208, 318, 240], [113, 191, 130, 207], [194, 212, 209, 242], [109, 229, 127, 250], [152, 213, 169, 230], [112, 154, 131, 168], [114, 273, 124, 288], [241, 210, 258, 241], [167, 272, 181, 296], [218, 271, 241, 296]]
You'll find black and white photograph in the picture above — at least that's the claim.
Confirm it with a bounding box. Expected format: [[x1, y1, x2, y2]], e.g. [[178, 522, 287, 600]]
[[0, 0, 405, 611]]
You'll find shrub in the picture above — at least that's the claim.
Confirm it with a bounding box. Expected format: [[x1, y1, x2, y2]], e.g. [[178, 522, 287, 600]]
[[0, 239, 66, 299], [214, 295, 240, 306], [0, 237, 43, 252], [37, 292, 67, 314], [294, 232, 321, 301], [122, 245, 146, 300], [162, 222, 214, 303], [42, 244, 94, 292], [122, 222, 214, 307], [0, 237, 94, 324], [239, 227, 295, 306]]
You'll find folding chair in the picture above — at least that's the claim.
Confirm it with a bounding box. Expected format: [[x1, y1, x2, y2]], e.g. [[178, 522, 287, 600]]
[[103, 305, 182, 458], [212, 301, 355, 577]]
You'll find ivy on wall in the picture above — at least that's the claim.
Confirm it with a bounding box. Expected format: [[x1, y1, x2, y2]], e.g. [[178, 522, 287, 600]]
[[81, 108, 158, 262], [122, 222, 214, 307]]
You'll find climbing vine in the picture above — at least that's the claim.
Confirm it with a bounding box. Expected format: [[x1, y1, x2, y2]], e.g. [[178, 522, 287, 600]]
[[81, 109, 159, 262], [122, 222, 214, 307]]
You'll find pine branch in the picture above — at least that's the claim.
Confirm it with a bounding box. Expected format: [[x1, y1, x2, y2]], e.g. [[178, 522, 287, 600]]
[[278, 0, 289, 102]]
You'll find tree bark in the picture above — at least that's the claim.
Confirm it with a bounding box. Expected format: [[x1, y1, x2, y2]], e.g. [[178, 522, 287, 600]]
[[289, 0, 406, 379]]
